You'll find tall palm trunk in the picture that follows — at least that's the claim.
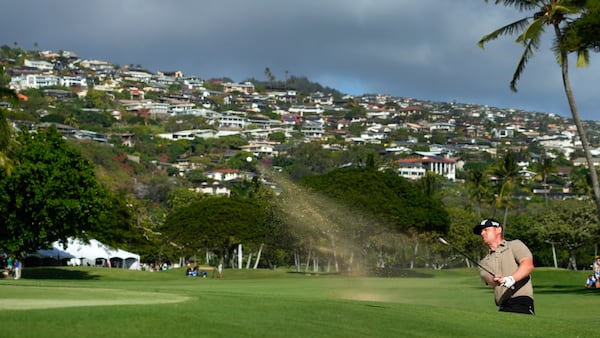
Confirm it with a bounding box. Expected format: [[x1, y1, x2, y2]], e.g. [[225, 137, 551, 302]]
[[544, 176, 549, 207], [555, 24, 600, 220]]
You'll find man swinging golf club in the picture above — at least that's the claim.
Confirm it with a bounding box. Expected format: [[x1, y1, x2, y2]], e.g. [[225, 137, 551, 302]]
[[473, 218, 535, 315]]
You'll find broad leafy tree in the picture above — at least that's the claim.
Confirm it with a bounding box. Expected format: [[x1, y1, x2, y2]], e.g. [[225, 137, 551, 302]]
[[166, 187, 205, 212], [0, 74, 19, 175], [535, 200, 600, 269], [479, 0, 600, 222], [300, 168, 450, 234], [86, 191, 139, 250], [0, 109, 17, 176], [0, 126, 112, 255], [161, 196, 279, 267], [562, 0, 600, 53], [570, 165, 595, 197]]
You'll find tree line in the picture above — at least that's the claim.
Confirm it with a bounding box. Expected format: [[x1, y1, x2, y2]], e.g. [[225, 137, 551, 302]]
[[2, 118, 599, 271]]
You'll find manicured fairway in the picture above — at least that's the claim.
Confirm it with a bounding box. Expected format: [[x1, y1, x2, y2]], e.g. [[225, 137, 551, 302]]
[[0, 267, 596, 337]]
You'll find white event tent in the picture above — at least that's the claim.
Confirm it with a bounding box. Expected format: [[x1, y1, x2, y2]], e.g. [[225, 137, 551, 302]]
[[51, 237, 141, 270]]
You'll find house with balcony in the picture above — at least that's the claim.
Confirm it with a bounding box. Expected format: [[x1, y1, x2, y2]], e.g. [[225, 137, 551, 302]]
[[223, 81, 255, 95], [301, 120, 325, 140], [240, 141, 280, 158], [396, 155, 456, 181], [218, 111, 248, 129]]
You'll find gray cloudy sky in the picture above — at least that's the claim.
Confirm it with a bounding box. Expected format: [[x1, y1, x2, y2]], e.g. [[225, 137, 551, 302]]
[[2, 0, 599, 120]]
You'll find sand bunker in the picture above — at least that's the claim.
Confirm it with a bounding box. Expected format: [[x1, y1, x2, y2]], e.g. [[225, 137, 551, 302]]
[[0, 288, 189, 311]]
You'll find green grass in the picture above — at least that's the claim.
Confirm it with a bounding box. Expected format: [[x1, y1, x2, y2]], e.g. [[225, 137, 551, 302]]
[[0, 267, 596, 337]]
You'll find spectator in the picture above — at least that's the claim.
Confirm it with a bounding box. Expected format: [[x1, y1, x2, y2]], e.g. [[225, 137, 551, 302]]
[[7, 256, 13, 275], [593, 256, 600, 288], [585, 274, 596, 288], [13, 258, 21, 279]]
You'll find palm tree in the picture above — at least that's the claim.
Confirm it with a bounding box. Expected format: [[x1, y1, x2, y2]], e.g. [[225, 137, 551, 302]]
[[535, 154, 557, 206], [466, 167, 493, 217], [64, 113, 79, 129], [417, 171, 443, 199], [479, 0, 600, 221], [492, 152, 521, 228], [264, 67, 275, 89]]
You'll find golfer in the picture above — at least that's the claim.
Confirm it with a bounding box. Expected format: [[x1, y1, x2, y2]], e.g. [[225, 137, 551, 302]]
[[473, 218, 535, 315]]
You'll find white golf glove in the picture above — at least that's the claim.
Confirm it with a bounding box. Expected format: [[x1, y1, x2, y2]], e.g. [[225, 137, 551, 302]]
[[500, 276, 515, 288]]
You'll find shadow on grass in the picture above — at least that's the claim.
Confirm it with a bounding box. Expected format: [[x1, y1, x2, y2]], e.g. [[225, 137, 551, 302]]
[[534, 284, 600, 295], [21, 268, 100, 280]]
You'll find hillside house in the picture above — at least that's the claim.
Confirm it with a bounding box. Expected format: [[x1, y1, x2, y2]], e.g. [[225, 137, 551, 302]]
[[396, 156, 456, 181], [223, 82, 255, 95], [207, 169, 247, 182]]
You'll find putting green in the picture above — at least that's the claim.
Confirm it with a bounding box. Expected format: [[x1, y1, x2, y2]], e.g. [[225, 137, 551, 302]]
[[0, 285, 189, 310]]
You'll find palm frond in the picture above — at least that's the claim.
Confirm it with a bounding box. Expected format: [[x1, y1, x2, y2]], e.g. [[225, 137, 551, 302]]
[[510, 38, 539, 92], [485, 0, 539, 12], [576, 49, 589, 67], [516, 17, 545, 44], [553, 4, 585, 16], [478, 17, 532, 48]]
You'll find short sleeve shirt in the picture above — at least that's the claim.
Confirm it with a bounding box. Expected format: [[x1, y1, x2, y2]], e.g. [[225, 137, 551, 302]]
[[479, 239, 534, 306]]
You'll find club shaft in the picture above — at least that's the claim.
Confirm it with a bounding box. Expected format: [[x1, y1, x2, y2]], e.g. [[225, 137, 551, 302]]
[[440, 238, 495, 277]]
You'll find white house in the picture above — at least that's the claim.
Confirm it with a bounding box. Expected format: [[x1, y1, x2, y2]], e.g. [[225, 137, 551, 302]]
[[193, 182, 231, 196], [396, 156, 456, 181], [157, 129, 218, 141], [24, 59, 54, 71], [206, 169, 247, 182]]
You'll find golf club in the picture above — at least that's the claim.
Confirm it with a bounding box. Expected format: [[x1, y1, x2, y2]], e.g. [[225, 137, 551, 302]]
[[438, 237, 496, 277]]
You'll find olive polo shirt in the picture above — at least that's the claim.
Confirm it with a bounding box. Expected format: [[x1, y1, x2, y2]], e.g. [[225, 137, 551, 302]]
[[479, 239, 534, 306]]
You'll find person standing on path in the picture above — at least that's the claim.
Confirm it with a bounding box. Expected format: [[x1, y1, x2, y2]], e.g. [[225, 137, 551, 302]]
[[13, 258, 21, 279]]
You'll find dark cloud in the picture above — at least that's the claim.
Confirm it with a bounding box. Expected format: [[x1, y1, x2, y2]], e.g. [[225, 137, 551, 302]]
[[2, 0, 598, 120]]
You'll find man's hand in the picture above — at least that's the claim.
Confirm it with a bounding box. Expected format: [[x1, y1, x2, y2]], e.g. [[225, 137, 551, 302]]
[[500, 276, 515, 288]]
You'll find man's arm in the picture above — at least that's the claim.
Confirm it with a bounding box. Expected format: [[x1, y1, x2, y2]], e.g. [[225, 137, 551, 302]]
[[512, 256, 534, 281], [494, 256, 534, 287], [480, 270, 496, 286]]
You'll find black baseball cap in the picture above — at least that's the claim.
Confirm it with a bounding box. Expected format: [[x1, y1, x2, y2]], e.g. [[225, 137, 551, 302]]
[[473, 218, 502, 234]]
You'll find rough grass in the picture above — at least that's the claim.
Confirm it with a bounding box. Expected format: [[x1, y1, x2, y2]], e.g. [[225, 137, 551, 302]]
[[0, 266, 596, 337]]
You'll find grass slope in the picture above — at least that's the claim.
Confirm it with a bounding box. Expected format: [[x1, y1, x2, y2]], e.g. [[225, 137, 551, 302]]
[[0, 267, 596, 337]]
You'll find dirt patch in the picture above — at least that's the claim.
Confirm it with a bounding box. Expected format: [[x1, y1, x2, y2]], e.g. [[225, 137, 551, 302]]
[[338, 292, 389, 302]]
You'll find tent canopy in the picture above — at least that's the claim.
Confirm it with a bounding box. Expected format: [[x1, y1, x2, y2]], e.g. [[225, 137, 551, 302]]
[[53, 238, 140, 270], [36, 247, 75, 259]]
